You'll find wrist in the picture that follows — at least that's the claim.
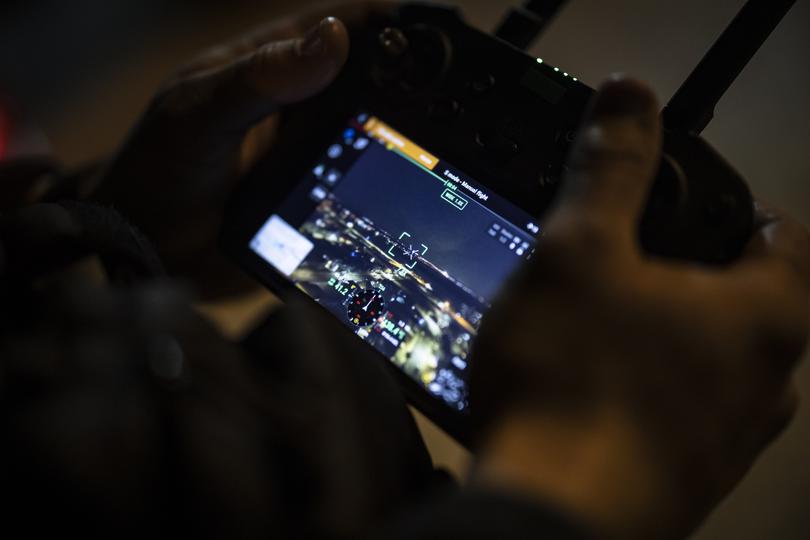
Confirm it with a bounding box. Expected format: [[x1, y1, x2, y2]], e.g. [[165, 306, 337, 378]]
[[473, 406, 681, 540]]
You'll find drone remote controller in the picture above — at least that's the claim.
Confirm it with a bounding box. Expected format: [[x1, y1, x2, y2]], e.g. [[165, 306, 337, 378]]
[[261, 0, 788, 266], [364, 1, 796, 264], [223, 0, 796, 442]]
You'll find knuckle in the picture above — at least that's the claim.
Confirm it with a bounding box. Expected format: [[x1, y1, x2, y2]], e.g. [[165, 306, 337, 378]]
[[564, 219, 626, 274], [543, 209, 616, 256], [572, 124, 654, 173], [245, 42, 277, 81], [532, 217, 624, 286], [582, 145, 650, 172], [568, 217, 616, 254], [525, 236, 569, 282]]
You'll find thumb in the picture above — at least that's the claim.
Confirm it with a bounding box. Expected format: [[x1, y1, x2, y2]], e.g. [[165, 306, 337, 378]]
[[549, 76, 661, 243], [161, 17, 349, 133]]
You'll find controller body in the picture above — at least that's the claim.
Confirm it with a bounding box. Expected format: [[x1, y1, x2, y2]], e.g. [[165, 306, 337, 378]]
[[223, 3, 755, 443], [270, 3, 753, 264]]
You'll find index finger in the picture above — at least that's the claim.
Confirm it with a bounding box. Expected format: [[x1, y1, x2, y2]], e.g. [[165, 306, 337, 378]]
[[175, 1, 396, 79]]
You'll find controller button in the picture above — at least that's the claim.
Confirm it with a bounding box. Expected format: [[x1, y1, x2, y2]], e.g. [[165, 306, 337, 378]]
[[429, 98, 461, 120], [703, 194, 737, 226], [475, 130, 519, 160], [378, 27, 409, 61], [470, 73, 496, 95]]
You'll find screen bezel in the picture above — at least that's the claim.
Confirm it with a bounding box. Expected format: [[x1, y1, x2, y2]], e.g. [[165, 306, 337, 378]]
[[221, 6, 593, 446], [223, 106, 488, 446]]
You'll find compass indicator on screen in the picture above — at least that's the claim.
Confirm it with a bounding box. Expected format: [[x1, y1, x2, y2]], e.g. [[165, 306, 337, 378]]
[[347, 288, 385, 326]]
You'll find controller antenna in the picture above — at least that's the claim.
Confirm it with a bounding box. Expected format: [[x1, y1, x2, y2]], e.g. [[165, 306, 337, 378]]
[[494, 0, 569, 50], [662, 0, 796, 135]]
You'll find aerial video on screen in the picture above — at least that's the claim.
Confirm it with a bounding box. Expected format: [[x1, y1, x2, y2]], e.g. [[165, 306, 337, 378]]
[[251, 115, 537, 410]]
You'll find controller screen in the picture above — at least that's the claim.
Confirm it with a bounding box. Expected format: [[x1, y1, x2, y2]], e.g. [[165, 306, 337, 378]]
[[250, 113, 538, 411]]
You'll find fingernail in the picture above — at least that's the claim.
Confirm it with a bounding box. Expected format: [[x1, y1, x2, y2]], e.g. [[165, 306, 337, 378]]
[[299, 17, 333, 57], [590, 74, 658, 119]]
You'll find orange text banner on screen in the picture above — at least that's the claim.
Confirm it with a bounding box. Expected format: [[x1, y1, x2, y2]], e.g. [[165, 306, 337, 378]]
[[363, 117, 439, 170]]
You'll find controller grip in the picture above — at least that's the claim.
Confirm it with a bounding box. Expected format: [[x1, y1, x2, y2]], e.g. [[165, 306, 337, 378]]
[[639, 131, 754, 264]]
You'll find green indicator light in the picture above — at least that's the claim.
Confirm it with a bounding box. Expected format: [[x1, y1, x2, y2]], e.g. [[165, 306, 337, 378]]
[[441, 188, 468, 210]]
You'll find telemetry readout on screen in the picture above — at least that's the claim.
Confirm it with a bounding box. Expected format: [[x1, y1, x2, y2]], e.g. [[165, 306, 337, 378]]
[[251, 114, 538, 411]]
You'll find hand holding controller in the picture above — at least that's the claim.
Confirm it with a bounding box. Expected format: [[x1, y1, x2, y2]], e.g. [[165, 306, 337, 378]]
[[221, 1, 803, 445], [471, 77, 810, 540]]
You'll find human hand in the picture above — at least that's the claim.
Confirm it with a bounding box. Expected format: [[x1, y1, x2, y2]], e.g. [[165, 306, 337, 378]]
[[94, 2, 392, 298], [470, 77, 810, 540]]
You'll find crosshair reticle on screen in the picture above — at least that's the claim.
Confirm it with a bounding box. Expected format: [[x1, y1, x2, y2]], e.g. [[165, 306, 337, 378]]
[[250, 113, 539, 411]]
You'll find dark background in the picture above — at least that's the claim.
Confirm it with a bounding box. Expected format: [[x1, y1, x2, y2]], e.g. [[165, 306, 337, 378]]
[[1, 1, 808, 538]]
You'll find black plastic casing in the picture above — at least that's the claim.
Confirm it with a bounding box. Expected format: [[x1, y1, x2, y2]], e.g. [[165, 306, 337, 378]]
[[222, 3, 753, 443]]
